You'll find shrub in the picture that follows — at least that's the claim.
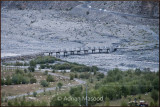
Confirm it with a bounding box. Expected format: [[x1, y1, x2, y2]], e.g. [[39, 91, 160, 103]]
[[8, 101, 13, 106], [52, 70, 55, 73], [14, 61, 23, 66], [29, 60, 36, 67], [34, 56, 57, 64], [151, 90, 158, 103], [46, 75, 55, 82], [69, 86, 83, 97], [15, 69, 24, 74], [12, 74, 28, 84], [53, 63, 73, 70], [74, 73, 78, 78], [91, 66, 99, 72], [96, 73, 104, 80], [24, 69, 28, 73], [70, 74, 74, 80], [5, 75, 12, 85], [40, 64, 45, 69], [40, 80, 49, 87], [152, 77, 159, 90], [24, 62, 29, 66], [86, 11, 89, 15], [57, 82, 63, 90], [1, 78, 5, 85], [44, 70, 48, 75], [33, 92, 37, 97], [121, 100, 128, 106], [30, 77, 37, 84], [28, 66, 35, 72], [79, 73, 90, 79], [105, 97, 110, 106], [22, 77, 30, 84]]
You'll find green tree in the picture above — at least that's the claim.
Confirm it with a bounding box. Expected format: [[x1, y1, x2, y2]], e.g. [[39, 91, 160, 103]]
[[22, 76, 30, 84], [30, 77, 37, 84], [70, 74, 74, 80], [121, 85, 129, 98], [1, 78, 5, 85], [105, 97, 110, 106], [69, 86, 83, 97], [52, 70, 55, 73], [6, 75, 12, 85], [152, 77, 159, 90], [33, 92, 37, 97], [151, 90, 158, 103], [29, 60, 36, 67], [46, 75, 55, 82], [15, 69, 24, 74], [28, 66, 35, 72], [121, 100, 128, 106], [40, 80, 49, 87], [74, 73, 78, 78], [57, 82, 63, 90]]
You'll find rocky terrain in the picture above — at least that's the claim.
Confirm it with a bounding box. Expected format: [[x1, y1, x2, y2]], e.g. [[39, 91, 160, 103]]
[[1, 1, 159, 71]]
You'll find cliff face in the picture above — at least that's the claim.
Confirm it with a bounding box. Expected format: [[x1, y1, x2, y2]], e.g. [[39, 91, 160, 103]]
[[1, 1, 159, 18], [89, 1, 159, 18], [1, 1, 81, 10]]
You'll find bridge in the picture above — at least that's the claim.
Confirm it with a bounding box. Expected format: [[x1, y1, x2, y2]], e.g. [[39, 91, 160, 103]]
[[43, 46, 117, 57], [1, 46, 127, 62]]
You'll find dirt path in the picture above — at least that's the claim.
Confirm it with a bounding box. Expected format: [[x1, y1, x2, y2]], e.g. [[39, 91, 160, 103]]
[[6, 70, 86, 100]]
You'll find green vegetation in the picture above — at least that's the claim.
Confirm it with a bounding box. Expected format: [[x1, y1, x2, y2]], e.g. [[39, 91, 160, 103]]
[[70, 73, 74, 80], [69, 86, 83, 97], [121, 100, 128, 106], [151, 90, 158, 103], [7, 98, 48, 106], [40, 80, 49, 87], [30, 77, 37, 84], [38, 61, 98, 73], [79, 72, 91, 79], [2, 61, 29, 66], [33, 92, 37, 97], [32, 56, 60, 64], [50, 93, 79, 106], [46, 75, 55, 82], [1, 55, 159, 106], [57, 82, 63, 90], [1, 69, 37, 85], [50, 68, 159, 106], [44, 70, 48, 75]]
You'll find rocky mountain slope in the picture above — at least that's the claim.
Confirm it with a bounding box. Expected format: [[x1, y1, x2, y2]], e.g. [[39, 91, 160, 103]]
[[1, 1, 159, 71], [1, 1, 159, 17]]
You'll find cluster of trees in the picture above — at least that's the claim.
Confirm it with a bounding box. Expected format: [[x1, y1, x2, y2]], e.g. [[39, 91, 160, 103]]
[[150, 90, 159, 106], [14, 61, 29, 66], [79, 72, 91, 79], [95, 68, 159, 100], [50, 68, 159, 106], [2, 61, 29, 66], [28, 56, 61, 71], [39, 61, 98, 73], [1, 69, 37, 85], [50, 86, 82, 106], [33, 56, 60, 64], [8, 97, 48, 106], [40, 74, 55, 87]]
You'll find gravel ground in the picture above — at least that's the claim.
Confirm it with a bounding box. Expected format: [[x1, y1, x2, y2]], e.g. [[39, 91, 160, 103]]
[[1, 2, 159, 72]]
